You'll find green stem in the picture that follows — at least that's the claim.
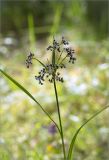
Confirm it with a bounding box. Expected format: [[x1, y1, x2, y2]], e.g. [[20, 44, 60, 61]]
[[33, 58, 46, 68], [53, 79, 66, 160], [51, 39, 66, 159], [57, 49, 64, 63], [59, 54, 67, 65], [52, 49, 55, 66]]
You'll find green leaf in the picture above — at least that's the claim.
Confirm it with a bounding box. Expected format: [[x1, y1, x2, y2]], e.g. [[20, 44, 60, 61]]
[[0, 69, 60, 134], [67, 104, 109, 160]]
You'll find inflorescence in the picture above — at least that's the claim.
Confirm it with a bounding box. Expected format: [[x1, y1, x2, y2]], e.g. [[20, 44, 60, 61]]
[[26, 36, 76, 85], [26, 52, 34, 68]]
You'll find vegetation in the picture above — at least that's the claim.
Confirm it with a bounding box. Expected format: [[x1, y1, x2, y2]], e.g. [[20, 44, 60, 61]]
[[0, 1, 109, 160]]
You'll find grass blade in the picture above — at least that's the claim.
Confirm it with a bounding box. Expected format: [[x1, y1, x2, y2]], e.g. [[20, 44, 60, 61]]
[[67, 104, 109, 160], [0, 69, 61, 134]]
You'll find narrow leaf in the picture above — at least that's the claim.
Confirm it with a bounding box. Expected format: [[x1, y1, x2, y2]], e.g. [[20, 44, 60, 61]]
[[67, 104, 109, 160], [0, 69, 60, 134]]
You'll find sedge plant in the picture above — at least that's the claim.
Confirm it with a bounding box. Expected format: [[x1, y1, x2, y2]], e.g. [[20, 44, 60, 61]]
[[0, 37, 109, 160]]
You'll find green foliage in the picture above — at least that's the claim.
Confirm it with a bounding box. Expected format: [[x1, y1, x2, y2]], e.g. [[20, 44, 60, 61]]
[[85, 0, 108, 39], [0, 1, 109, 157], [1, 0, 108, 39]]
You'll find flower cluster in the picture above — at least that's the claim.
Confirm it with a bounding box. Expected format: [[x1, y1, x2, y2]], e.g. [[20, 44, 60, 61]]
[[65, 48, 76, 63], [26, 36, 76, 85], [62, 36, 69, 45], [35, 64, 65, 85], [47, 39, 60, 52], [26, 52, 34, 68]]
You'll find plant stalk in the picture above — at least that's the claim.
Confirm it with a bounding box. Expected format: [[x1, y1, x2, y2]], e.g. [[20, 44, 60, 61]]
[[53, 79, 66, 160], [52, 41, 66, 159]]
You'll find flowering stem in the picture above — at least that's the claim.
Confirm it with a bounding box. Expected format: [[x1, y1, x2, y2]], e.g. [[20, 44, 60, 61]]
[[33, 58, 46, 68], [52, 49, 55, 66], [59, 54, 68, 65], [51, 41, 66, 159], [53, 79, 66, 160], [57, 49, 64, 63]]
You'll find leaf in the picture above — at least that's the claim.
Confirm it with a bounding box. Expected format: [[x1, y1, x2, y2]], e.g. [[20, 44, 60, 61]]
[[67, 104, 109, 160], [0, 69, 60, 134]]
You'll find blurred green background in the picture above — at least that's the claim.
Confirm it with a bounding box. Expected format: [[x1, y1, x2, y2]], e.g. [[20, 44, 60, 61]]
[[0, 0, 109, 160]]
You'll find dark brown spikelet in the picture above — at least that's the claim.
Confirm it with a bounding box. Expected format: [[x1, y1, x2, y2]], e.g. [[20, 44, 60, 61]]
[[26, 52, 34, 68]]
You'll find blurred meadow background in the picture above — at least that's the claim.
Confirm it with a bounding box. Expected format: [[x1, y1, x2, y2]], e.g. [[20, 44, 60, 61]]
[[0, 0, 109, 160]]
